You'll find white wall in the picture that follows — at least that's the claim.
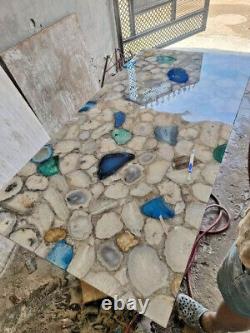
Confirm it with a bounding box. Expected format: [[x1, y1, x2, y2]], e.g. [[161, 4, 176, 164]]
[[0, 0, 118, 83]]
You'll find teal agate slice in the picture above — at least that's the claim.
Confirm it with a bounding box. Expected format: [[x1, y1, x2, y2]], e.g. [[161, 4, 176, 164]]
[[213, 143, 227, 163], [112, 128, 132, 145], [157, 55, 176, 64], [37, 156, 60, 177]]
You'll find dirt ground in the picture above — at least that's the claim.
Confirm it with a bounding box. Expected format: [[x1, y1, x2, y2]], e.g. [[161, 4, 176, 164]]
[[171, 0, 250, 53], [0, 246, 138, 333], [206, 0, 250, 39]]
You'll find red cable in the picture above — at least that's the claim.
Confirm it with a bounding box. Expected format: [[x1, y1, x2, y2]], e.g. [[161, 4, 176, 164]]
[[125, 313, 140, 333], [185, 201, 230, 297]]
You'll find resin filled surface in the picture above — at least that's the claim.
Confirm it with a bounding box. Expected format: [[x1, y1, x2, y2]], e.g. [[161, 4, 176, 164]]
[[126, 51, 250, 125], [0, 49, 248, 328]]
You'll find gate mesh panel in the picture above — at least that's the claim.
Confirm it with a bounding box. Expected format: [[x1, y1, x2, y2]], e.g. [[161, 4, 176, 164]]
[[115, 0, 209, 58], [176, 0, 205, 18], [134, 0, 167, 12], [135, 2, 172, 34], [124, 13, 204, 55], [118, 0, 132, 39]]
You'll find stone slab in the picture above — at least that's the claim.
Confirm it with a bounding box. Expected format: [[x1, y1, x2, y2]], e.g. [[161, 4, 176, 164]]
[[1, 14, 99, 135]]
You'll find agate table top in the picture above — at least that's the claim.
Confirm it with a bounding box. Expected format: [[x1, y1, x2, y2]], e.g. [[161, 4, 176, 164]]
[[1, 49, 250, 327]]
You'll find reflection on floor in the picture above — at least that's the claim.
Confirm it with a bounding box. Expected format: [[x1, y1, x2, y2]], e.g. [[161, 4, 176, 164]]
[[0, 49, 249, 328]]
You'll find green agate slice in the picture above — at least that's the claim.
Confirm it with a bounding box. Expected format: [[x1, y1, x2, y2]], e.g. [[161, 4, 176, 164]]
[[112, 129, 133, 145], [37, 156, 60, 176]]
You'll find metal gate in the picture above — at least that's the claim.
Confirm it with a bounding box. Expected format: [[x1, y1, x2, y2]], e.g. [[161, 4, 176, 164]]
[[113, 0, 210, 58]]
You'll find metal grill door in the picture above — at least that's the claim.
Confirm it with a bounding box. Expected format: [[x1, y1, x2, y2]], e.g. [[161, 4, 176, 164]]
[[113, 0, 210, 58]]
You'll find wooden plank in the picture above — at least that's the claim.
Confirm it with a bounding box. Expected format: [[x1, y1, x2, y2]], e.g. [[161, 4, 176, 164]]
[[1, 14, 99, 135], [0, 66, 49, 189]]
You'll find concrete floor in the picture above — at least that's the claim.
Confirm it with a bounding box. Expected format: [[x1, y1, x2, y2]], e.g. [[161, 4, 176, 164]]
[[170, 0, 250, 54]]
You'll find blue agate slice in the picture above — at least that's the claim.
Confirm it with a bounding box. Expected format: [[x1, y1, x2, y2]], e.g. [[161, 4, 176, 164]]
[[47, 240, 73, 270], [140, 196, 175, 219], [114, 111, 126, 128], [79, 100, 97, 112], [97, 152, 135, 180], [167, 68, 189, 83], [154, 125, 178, 146], [31, 144, 53, 164]]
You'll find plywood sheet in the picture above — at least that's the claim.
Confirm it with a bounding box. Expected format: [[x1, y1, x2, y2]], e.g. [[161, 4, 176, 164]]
[[1, 14, 99, 135], [0, 66, 49, 189]]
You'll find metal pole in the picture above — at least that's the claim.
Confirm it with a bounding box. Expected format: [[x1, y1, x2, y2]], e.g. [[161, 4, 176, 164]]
[[115, 48, 118, 73], [202, 0, 210, 29], [101, 55, 110, 88], [113, 0, 124, 56], [128, 0, 136, 36], [171, 0, 177, 21]]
